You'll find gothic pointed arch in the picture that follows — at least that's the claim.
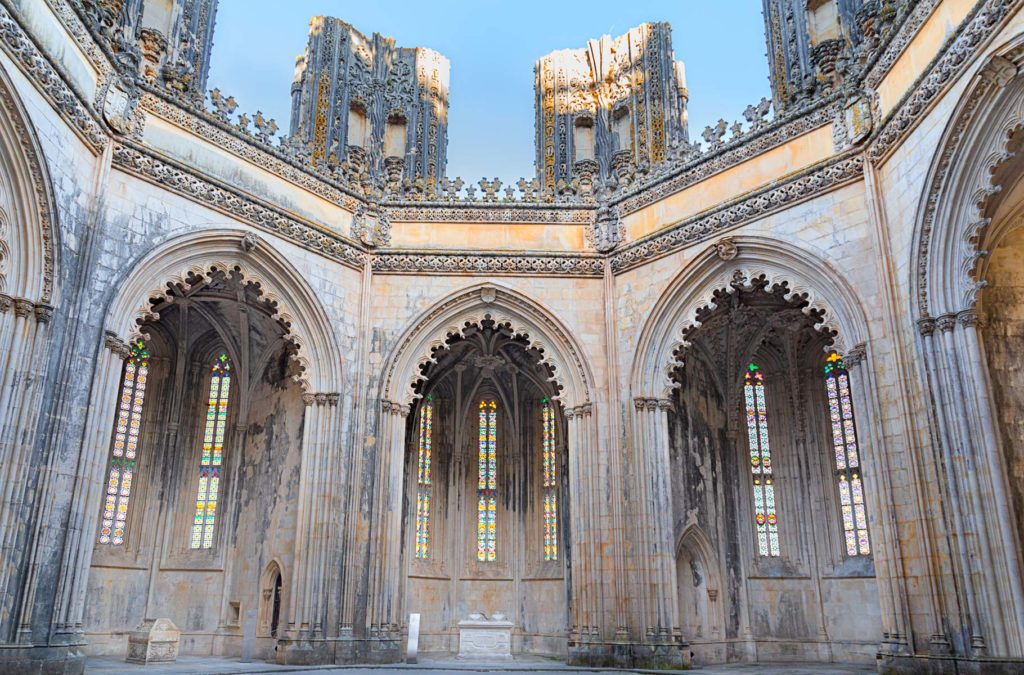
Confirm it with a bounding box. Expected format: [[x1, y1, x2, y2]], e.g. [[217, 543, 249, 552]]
[[103, 228, 342, 393], [380, 282, 594, 409], [0, 62, 57, 305], [630, 236, 870, 400], [912, 36, 1024, 319]]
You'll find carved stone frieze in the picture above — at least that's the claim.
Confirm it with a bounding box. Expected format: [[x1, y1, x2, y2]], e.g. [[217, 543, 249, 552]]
[[372, 252, 604, 277], [870, 0, 1021, 163], [0, 5, 107, 151], [138, 91, 363, 209], [382, 204, 592, 224], [112, 142, 366, 269], [613, 99, 840, 215], [611, 154, 864, 273]]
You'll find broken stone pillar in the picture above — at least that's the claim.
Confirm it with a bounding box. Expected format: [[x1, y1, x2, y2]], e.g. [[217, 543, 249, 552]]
[[126, 618, 180, 664]]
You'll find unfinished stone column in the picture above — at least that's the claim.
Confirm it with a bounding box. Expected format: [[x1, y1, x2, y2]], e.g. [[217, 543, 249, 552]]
[[0, 299, 52, 635], [364, 399, 409, 661], [628, 397, 684, 667], [47, 333, 131, 645], [841, 343, 912, 656], [278, 392, 342, 665]]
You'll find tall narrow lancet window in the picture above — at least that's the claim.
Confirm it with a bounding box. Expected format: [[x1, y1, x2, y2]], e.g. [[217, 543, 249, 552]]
[[825, 353, 870, 556], [99, 341, 150, 545], [191, 353, 231, 550], [541, 397, 558, 561], [477, 400, 497, 562], [415, 395, 433, 559], [745, 363, 779, 557]]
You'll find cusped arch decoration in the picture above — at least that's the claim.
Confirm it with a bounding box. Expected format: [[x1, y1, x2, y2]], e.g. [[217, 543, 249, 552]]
[[104, 229, 342, 393], [632, 236, 869, 400], [381, 282, 594, 409], [0, 62, 57, 304], [913, 39, 1024, 318]]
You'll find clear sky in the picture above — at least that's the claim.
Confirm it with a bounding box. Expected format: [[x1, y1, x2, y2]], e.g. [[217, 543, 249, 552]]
[[207, 1, 770, 184]]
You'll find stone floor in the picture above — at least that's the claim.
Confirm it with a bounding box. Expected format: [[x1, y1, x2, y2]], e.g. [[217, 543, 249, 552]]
[[86, 654, 876, 675]]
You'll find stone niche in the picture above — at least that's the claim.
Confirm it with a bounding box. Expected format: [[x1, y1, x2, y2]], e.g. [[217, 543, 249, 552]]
[[126, 618, 180, 664]]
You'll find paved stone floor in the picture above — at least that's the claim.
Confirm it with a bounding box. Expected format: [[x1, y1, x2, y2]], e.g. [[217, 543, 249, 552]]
[[86, 654, 876, 675]]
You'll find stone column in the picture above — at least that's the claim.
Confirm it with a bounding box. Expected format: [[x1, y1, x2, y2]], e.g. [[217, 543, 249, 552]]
[[278, 392, 342, 665], [564, 402, 614, 663], [841, 344, 911, 655], [364, 399, 409, 661], [0, 298, 53, 635], [629, 397, 684, 667], [953, 311, 1024, 657], [44, 332, 131, 644]]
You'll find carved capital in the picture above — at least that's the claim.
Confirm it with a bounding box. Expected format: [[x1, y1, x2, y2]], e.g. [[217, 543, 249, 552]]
[[13, 298, 33, 318], [917, 317, 936, 337], [302, 393, 317, 406], [958, 309, 981, 329], [325, 393, 340, 407], [103, 331, 132, 360], [936, 314, 958, 333], [34, 304, 54, 324], [315, 393, 329, 406], [844, 343, 867, 369], [0, 294, 11, 314], [656, 399, 674, 413]]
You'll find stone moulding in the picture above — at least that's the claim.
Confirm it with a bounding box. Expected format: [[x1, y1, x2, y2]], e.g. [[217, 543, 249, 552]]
[[612, 98, 842, 216], [863, 0, 942, 90], [383, 203, 593, 224], [111, 142, 367, 270], [372, 251, 604, 277], [0, 2, 107, 152], [138, 88, 365, 211], [610, 153, 866, 274], [870, 0, 1021, 163]]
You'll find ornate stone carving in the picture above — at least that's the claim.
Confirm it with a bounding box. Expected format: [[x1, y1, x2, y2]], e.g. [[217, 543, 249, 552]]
[[371, 252, 604, 277], [713, 237, 738, 261], [239, 232, 260, 253], [612, 154, 864, 273], [111, 143, 366, 269], [351, 205, 392, 248], [104, 331, 132, 359], [587, 191, 625, 253]]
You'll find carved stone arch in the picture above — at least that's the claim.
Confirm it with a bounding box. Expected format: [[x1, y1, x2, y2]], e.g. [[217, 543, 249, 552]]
[[630, 236, 870, 400], [675, 523, 724, 645], [104, 228, 342, 393], [913, 36, 1024, 318], [380, 282, 594, 409], [259, 559, 286, 638], [0, 62, 57, 304]]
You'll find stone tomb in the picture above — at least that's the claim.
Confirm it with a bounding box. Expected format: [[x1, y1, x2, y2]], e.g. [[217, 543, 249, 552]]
[[457, 613, 513, 660], [126, 618, 180, 664]]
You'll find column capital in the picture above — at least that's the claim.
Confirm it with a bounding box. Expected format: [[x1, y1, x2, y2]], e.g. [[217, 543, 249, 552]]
[[381, 399, 411, 418], [302, 392, 317, 406], [34, 304, 54, 324], [566, 402, 593, 419], [936, 313, 958, 333], [844, 342, 867, 369], [103, 331, 132, 360], [917, 316, 936, 336], [958, 309, 981, 329], [13, 298, 34, 318]]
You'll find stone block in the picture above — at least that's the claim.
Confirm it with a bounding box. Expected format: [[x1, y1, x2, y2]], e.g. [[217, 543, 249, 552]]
[[457, 614, 513, 660], [126, 618, 180, 665]]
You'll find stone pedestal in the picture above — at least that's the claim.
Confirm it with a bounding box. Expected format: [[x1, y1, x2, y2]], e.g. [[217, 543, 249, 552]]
[[457, 615, 513, 660], [126, 618, 180, 664]]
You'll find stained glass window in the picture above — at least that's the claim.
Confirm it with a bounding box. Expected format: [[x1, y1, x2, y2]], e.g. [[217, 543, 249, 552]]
[[477, 400, 497, 562], [99, 340, 150, 546], [745, 363, 779, 557], [542, 397, 558, 561], [415, 395, 433, 559], [190, 353, 231, 550], [825, 353, 870, 556]]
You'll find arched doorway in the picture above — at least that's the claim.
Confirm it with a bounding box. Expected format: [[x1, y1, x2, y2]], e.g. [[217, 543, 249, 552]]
[[675, 526, 723, 664], [403, 319, 569, 656]]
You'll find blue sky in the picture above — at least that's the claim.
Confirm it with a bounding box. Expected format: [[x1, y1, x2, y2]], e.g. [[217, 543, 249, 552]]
[[207, 1, 770, 183]]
